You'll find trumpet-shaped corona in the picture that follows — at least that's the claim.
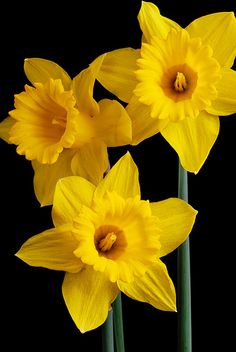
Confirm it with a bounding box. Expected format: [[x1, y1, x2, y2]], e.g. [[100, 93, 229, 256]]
[[72, 192, 161, 283], [135, 29, 221, 122], [9, 79, 84, 164]]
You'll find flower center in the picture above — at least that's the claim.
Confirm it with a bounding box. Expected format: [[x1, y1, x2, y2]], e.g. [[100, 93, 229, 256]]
[[94, 224, 125, 258], [174, 72, 187, 92], [97, 232, 117, 252], [160, 64, 198, 103], [51, 114, 67, 128]]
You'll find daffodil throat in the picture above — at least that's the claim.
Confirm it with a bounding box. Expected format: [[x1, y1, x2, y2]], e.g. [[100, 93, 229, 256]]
[[94, 224, 124, 258], [161, 64, 198, 103], [174, 72, 187, 92], [51, 114, 67, 128], [97, 232, 117, 252]]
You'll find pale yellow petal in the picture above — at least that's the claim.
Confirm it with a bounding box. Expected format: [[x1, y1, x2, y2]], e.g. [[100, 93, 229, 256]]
[[118, 259, 176, 311], [127, 95, 168, 145], [0, 116, 15, 143], [138, 1, 181, 42], [186, 12, 236, 68], [207, 68, 236, 116], [24, 58, 72, 89], [52, 176, 95, 227], [96, 48, 140, 103], [161, 111, 220, 173], [71, 141, 109, 186], [15, 224, 83, 273], [93, 99, 132, 146], [94, 152, 140, 199], [72, 55, 104, 116], [150, 198, 197, 257], [62, 267, 119, 333], [32, 149, 76, 206]]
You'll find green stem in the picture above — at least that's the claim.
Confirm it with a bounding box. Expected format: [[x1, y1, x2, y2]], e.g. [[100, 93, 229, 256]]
[[113, 293, 125, 352], [177, 161, 192, 352], [102, 308, 114, 352]]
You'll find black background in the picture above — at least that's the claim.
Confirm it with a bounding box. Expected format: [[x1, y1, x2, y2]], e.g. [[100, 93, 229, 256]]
[[0, 0, 235, 350]]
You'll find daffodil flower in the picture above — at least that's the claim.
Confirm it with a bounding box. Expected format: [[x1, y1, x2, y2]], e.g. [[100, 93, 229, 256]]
[[0, 56, 132, 205], [16, 152, 197, 333], [97, 1, 236, 173]]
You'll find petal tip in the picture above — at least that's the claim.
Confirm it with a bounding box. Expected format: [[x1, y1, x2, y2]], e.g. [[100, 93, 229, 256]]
[[14, 250, 22, 260]]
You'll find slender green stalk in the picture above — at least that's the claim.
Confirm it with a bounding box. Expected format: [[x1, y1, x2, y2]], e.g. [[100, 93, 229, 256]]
[[177, 161, 192, 352], [102, 308, 114, 352], [113, 293, 125, 352]]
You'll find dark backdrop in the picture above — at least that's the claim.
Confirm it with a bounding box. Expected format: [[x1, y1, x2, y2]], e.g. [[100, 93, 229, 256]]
[[0, 0, 235, 350]]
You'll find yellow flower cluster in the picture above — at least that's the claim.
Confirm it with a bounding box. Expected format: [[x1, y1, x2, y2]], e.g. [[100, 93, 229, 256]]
[[0, 1, 235, 333]]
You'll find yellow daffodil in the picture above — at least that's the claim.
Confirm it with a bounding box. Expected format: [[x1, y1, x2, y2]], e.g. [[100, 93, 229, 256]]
[[0, 56, 132, 205], [16, 152, 197, 333], [97, 1, 236, 173]]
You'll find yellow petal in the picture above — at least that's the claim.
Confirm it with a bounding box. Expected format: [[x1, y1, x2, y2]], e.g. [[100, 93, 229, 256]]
[[96, 48, 140, 103], [24, 58, 72, 90], [62, 267, 119, 332], [15, 224, 83, 273], [127, 95, 168, 145], [52, 176, 95, 227], [72, 55, 104, 116], [0, 116, 15, 143], [118, 259, 176, 311], [71, 141, 109, 186], [161, 111, 220, 173], [150, 198, 197, 257], [207, 68, 236, 116], [94, 152, 140, 200], [32, 149, 76, 206], [138, 1, 181, 42], [93, 99, 132, 146], [186, 12, 236, 68]]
